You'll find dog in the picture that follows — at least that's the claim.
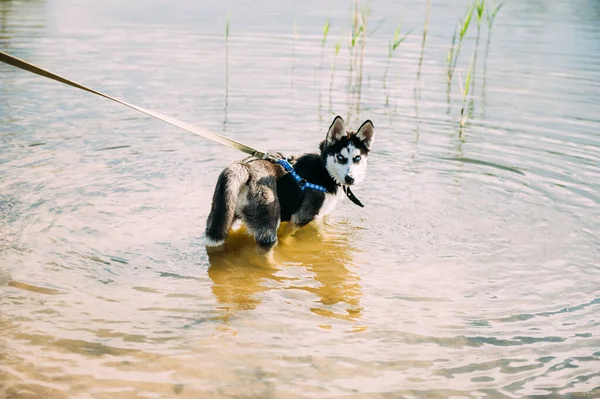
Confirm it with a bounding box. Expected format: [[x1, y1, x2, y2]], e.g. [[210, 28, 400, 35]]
[[205, 116, 375, 250]]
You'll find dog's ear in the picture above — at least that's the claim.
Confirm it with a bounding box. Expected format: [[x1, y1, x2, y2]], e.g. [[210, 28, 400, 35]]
[[356, 120, 375, 149], [326, 116, 347, 145]]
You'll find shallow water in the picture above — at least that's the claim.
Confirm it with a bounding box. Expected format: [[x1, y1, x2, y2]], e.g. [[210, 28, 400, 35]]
[[1, 0, 599, 398]]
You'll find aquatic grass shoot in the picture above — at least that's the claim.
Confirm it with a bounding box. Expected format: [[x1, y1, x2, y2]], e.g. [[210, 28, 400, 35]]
[[346, 0, 371, 122], [446, 25, 458, 77], [347, 1, 361, 81], [482, 1, 504, 96], [416, 0, 432, 81], [459, 51, 475, 131], [224, 11, 230, 128], [322, 17, 331, 47], [448, 2, 475, 81], [318, 17, 330, 81], [329, 37, 342, 110], [348, 1, 370, 80], [225, 12, 230, 40], [470, 0, 485, 94], [225, 12, 230, 83], [356, 2, 371, 113], [383, 23, 412, 90], [318, 17, 331, 109], [485, 1, 505, 65], [476, 0, 485, 37]]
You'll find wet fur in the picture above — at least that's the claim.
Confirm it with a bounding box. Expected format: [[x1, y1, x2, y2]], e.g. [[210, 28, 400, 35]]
[[205, 116, 374, 250]]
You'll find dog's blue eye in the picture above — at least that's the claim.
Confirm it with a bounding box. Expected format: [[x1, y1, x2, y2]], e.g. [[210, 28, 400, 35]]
[[336, 154, 347, 163], [353, 155, 361, 163]]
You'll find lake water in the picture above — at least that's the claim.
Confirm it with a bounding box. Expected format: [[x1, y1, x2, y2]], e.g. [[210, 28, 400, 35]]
[[1, 0, 599, 398]]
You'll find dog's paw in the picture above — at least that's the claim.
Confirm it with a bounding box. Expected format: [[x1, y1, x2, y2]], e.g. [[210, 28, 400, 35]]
[[205, 237, 226, 253], [205, 237, 225, 247]]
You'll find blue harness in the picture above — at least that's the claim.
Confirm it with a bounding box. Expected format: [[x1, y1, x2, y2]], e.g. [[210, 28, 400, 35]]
[[274, 159, 328, 193]]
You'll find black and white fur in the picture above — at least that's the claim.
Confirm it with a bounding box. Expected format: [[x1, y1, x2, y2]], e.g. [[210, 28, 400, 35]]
[[205, 116, 375, 250]]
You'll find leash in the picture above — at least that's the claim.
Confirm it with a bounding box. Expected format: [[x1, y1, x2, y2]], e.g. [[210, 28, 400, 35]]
[[0, 51, 270, 160], [0, 51, 368, 203]]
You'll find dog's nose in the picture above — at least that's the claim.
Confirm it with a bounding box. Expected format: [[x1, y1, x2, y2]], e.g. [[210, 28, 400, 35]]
[[345, 175, 355, 184]]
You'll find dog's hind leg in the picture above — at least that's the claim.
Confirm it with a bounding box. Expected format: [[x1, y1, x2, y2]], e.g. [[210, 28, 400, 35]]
[[205, 164, 249, 247], [242, 177, 281, 252]]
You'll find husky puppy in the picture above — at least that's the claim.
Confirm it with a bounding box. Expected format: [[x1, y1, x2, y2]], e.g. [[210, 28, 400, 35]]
[[205, 116, 375, 250]]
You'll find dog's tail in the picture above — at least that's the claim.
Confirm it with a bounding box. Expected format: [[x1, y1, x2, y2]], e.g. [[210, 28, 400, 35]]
[[205, 163, 249, 247]]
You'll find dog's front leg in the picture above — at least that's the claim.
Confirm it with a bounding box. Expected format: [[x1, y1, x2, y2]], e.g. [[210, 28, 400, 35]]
[[292, 190, 325, 226], [280, 191, 325, 244]]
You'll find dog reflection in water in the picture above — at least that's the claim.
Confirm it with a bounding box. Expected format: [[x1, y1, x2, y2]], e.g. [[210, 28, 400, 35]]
[[207, 221, 362, 322]]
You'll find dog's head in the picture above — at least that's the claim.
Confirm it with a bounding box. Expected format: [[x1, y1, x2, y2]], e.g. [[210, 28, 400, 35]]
[[319, 116, 375, 186]]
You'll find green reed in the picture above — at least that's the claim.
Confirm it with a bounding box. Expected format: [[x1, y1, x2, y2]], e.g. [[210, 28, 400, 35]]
[[329, 37, 342, 109], [459, 51, 475, 130], [348, 1, 371, 79], [225, 12, 230, 40], [318, 18, 330, 83], [223, 12, 231, 129], [448, 2, 475, 81], [416, 0, 432, 81], [484, 1, 504, 66], [446, 25, 458, 78], [322, 17, 331, 47], [383, 24, 411, 90], [317, 18, 331, 112], [347, 1, 360, 82], [348, 0, 371, 121], [225, 13, 230, 101], [470, 0, 485, 94]]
